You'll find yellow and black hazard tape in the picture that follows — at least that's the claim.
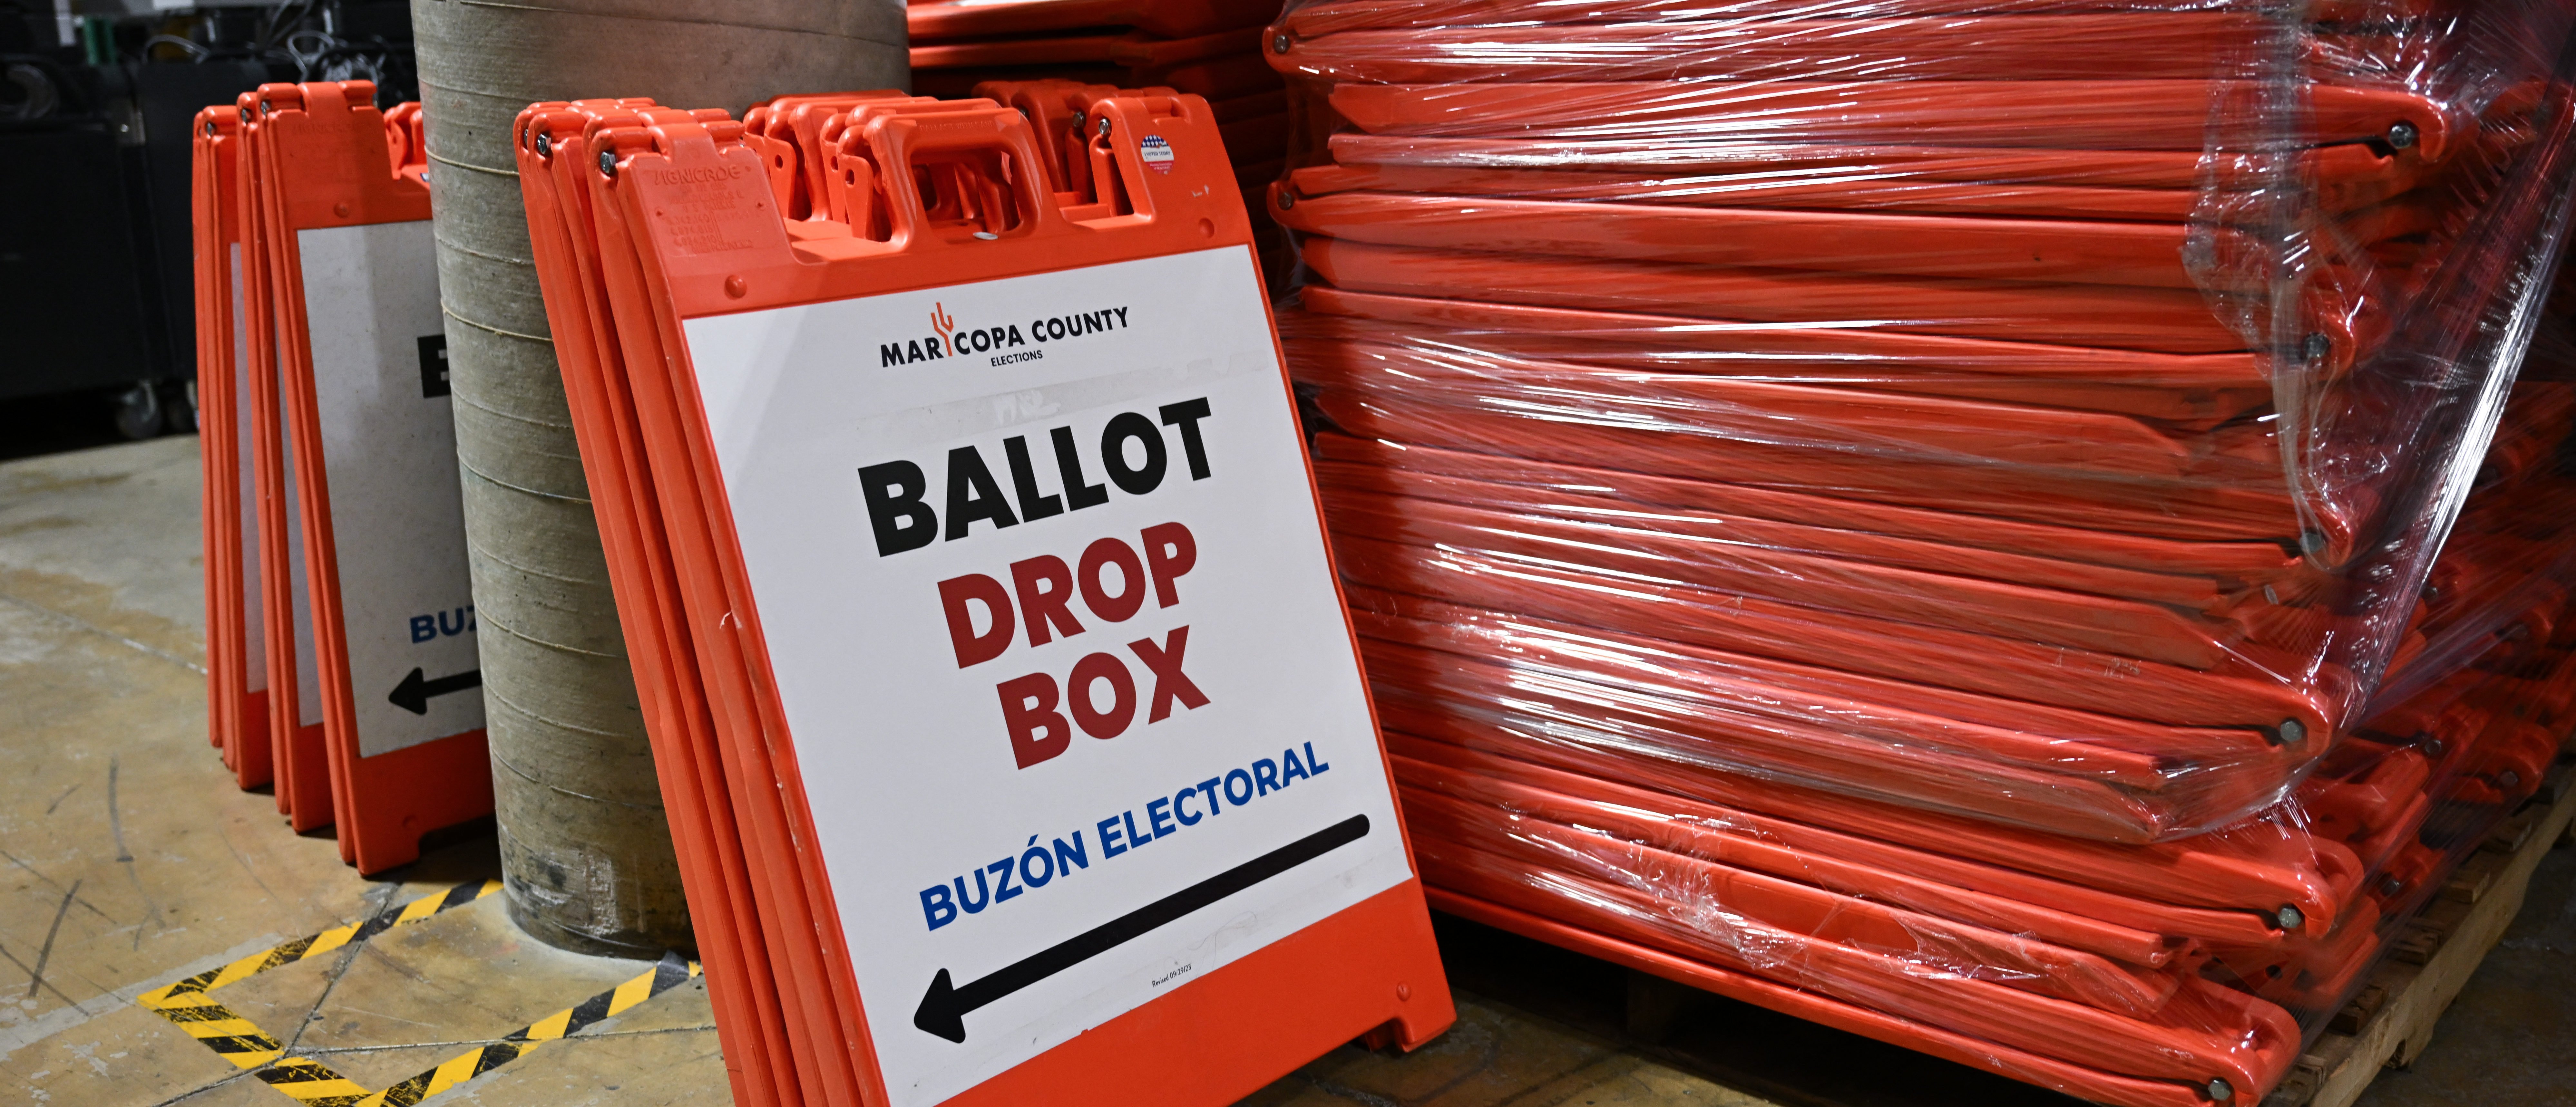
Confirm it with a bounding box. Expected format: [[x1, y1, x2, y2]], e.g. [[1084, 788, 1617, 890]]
[[138, 881, 502, 1072], [357, 953, 700, 1107], [137, 879, 699, 1107], [255, 1058, 373, 1106]]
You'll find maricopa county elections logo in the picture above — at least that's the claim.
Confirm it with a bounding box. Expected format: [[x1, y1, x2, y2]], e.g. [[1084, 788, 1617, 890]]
[[881, 301, 1134, 367]]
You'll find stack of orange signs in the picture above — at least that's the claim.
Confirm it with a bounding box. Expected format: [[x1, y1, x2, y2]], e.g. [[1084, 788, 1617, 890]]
[[1389, 595, 2575, 1107], [1253, 0, 2576, 1100], [514, 89, 1451, 1106], [190, 80, 491, 874], [1264, 0, 2576, 838], [1376, 397, 2576, 1107]]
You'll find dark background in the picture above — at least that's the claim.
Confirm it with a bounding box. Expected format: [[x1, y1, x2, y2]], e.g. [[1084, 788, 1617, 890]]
[[0, 0, 413, 455]]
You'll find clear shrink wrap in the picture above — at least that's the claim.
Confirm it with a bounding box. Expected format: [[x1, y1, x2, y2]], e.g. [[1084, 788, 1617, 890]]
[[1372, 341, 2576, 1107], [1264, 1, 2576, 1102], [1268, 0, 2576, 838]]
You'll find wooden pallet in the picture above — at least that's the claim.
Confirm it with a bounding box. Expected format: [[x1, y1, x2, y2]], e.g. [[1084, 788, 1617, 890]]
[[2261, 747, 2576, 1107]]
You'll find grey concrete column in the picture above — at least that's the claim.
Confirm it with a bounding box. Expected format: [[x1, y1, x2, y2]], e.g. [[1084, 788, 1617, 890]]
[[409, 0, 905, 956]]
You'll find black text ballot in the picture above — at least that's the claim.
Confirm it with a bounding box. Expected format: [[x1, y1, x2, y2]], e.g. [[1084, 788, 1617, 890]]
[[681, 246, 1412, 1106]]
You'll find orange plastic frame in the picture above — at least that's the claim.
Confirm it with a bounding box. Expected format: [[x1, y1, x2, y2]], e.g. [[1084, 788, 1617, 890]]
[[565, 92, 1455, 1105], [250, 81, 491, 873]]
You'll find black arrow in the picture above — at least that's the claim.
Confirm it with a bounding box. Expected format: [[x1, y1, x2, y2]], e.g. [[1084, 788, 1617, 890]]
[[914, 813, 1370, 1043], [388, 667, 481, 715]]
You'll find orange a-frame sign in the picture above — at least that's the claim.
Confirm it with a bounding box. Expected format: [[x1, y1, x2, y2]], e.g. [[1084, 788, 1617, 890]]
[[521, 91, 1454, 1106], [240, 81, 491, 872]]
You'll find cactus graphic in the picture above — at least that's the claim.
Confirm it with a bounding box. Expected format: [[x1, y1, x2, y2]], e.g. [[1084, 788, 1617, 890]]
[[931, 302, 956, 354]]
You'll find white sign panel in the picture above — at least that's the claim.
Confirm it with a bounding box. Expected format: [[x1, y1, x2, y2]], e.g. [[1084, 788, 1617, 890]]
[[683, 246, 1410, 1107], [278, 329, 322, 731], [296, 221, 482, 756], [232, 245, 265, 691]]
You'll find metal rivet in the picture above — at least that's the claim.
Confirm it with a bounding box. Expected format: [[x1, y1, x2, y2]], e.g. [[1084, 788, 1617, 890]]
[[2299, 529, 2327, 555], [2275, 718, 2306, 746], [1096, 116, 1111, 138], [239, 106, 253, 123], [2301, 332, 2329, 363], [2275, 905, 2303, 931], [2387, 120, 2418, 150], [1273, 32, 1292, 53], [1278, 191, 1295, 210], [2424, 738, 2445, 758], [535, 132, 553, 158], [2380, 876, 2404, 897], [203, 120, 216, 137], [598, 149, 617, 177], [2500, 769, 2521, 788], [259, 100, 272, 114], [2208, 1078, 2234, 1102]]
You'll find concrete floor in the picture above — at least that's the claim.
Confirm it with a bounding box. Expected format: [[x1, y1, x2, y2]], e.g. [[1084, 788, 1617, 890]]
[[0, 435, 2566, 1107]]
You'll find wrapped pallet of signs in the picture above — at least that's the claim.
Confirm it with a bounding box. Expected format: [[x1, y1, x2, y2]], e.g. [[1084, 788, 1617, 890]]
[[191, 81, 491, 873], [515, 90, 1451, 1107], [1261, 0, 2576, 1102]]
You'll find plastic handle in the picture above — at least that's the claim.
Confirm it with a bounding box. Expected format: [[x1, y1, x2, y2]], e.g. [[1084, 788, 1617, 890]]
[[866, 111, 1064, 247]]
